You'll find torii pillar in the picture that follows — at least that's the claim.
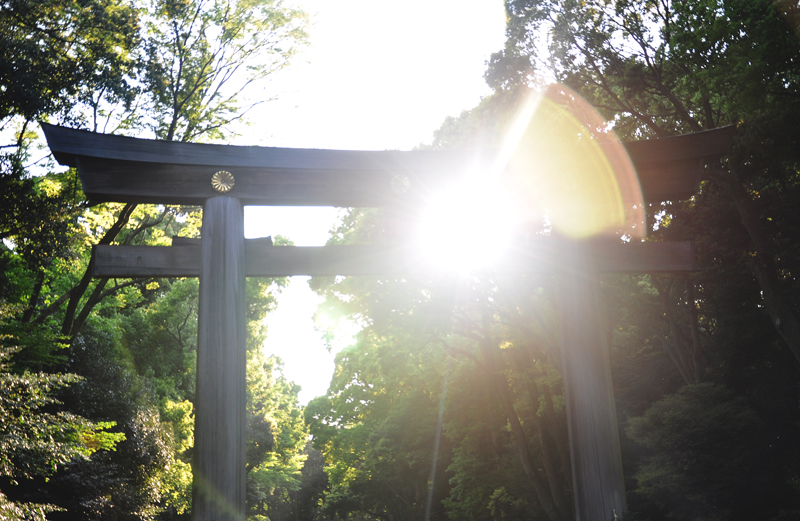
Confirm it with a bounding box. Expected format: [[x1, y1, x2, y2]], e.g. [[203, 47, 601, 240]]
[[559, 240, 626, 520], [193, 196, 247, 520], [41, 123, 735, 521]]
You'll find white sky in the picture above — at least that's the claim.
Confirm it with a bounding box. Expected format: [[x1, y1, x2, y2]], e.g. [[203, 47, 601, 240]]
[[243, 0, 507, 403]]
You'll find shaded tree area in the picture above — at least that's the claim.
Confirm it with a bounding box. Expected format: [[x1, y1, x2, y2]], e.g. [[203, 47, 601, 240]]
[[0, 0, 315, 519], [307, 1, 800, 521], [308, 211, 574, 521]]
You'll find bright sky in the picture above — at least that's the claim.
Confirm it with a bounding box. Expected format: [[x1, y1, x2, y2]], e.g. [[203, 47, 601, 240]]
[[243, 0, 507, 403]]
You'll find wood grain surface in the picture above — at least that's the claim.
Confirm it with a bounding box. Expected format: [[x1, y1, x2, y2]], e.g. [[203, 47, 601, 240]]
[[92, 240, 694, 278], [192, 197, 247, 521], [557, 241, 627, 521], [43, 123, 735, 205]]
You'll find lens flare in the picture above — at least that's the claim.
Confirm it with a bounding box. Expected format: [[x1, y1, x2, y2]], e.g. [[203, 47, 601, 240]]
[[505, 85, 644, 239], [415, 83, 644, 271]]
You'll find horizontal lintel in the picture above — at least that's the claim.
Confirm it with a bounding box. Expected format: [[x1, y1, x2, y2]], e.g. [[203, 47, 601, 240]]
[[43, 124, 735, 205], [92, 240, 694, 278]]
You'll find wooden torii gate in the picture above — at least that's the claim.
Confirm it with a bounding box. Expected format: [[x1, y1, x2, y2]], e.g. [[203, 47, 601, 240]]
[[42, 123, 734, 521]]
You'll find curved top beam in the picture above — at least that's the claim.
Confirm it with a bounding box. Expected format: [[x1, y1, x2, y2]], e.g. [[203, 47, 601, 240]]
[[41, 123, 735, 206], [43, 123, 466, 172]]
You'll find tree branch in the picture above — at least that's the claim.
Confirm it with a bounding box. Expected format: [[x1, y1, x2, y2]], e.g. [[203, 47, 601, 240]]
[[477, 310, 568, 521], [60, 203, 136, 338]]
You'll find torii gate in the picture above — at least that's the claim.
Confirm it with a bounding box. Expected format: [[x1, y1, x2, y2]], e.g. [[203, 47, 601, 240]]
[[42, 123, 734, 521]]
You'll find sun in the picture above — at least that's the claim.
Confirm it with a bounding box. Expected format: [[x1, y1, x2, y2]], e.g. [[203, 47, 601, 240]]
[[416, 177, 521, 272], [413, 83, 647, 273]]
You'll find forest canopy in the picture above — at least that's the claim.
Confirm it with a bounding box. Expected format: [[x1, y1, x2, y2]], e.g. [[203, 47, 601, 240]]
[[0, 0, 314, 519], [307, 1, 800, 521]]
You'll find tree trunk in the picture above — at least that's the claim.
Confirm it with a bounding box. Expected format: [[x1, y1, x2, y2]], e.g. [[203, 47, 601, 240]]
[[60, 203, 136, 337], [720, 166, 800, 366], [21, 271, 44, 322], [478, 316, 569, 521], [511, 348, 574, 519]]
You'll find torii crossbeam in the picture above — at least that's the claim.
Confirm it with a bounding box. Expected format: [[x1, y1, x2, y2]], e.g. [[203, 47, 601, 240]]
[[42, 123, 735, 521]]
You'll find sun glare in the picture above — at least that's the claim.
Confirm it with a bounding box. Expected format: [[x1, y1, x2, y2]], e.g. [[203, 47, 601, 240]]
[[414, 83, 645, 272], [417, 178, 519, 272]]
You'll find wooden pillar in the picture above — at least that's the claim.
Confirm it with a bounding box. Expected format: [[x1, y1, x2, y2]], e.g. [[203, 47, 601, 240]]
[[193, 196, 247, 521], [557, 240, 626, 521]]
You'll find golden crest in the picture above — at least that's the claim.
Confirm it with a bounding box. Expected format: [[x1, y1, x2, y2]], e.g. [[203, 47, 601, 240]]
[[211, 170, 235, 193], [390, 174, 410, 194]]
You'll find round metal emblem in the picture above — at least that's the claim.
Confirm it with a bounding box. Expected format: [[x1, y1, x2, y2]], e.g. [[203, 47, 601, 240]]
[[390, 174, 410, 195], [211, 170, 235, 193]]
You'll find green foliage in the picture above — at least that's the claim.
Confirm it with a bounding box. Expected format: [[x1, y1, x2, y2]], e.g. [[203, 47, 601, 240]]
[[0, 155, 82, 274], [488, 0, 800, 137], [0, 0, 310, 518], [0, 346, 123, 483], [8, 0, 800, 519], [0, 312, 125, 518], [287, 444, 329, 521], [46, 322, 175, 520], [307, 267, 451, 519], [122, 277, 200, 402], [307, 4, 800, 521], [159, 399, 194, 516], [0, 494, 55, 521], [309, 209, 573, 520], [476, 2, 800, 520], [626, 384, 772, 521], [246, 351, 309, 519], [443, 358, 544, 521], [143, 0, 308, 141], [0, 314, 69, 370], [0, 0, 140, 123]]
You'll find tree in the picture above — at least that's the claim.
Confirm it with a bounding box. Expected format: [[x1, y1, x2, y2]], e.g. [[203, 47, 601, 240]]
[[472, 0, 800, 518], [625, 384, 776, 521], [143, 0, 308, 142], [0, 0, 139, 126], [289, 443, 330, 521], [490, 0, 800, 364], [5, 0, 310, 353], [246, 352, 309, 520], [307, 3, 800, 521], [0, 0, 311, 516], [307, 205, 577, 521], [0, 306, 125, 519]]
